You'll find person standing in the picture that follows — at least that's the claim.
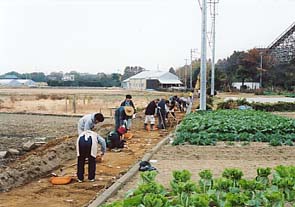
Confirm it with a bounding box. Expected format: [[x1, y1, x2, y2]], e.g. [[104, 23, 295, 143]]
[[167, 100, 176, 119], [114, 106, 134, 132], [77, 113, 104, 135], [76, 130, 106, 182], [144, 98, 159, 131], [120, 95, 136, 130], [187, 92, 193, 106], [157, 99, 169, 129]]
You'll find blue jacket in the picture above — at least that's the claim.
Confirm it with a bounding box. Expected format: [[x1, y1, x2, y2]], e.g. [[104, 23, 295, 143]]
[[115, 106, 128, 126]]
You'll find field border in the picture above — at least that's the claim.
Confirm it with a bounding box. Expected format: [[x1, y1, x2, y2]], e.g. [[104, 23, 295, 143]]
[[0, 112, 113, 118]]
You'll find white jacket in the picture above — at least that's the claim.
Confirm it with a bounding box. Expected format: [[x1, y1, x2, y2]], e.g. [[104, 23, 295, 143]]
[[76, 130, 106, 158]]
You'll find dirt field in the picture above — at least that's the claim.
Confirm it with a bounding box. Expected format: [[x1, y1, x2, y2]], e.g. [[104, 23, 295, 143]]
[[1, 89, 295, 206], [0, 114, 78, 150], [0, 108, 184, 207]]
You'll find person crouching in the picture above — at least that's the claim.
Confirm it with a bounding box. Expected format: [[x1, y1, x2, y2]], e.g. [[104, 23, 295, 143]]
[[76, 130, 106, 182]]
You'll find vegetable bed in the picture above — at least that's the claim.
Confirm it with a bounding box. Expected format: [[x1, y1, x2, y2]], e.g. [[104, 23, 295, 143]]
[[174, 110, 295, 146], [103, 165, 295, 207]]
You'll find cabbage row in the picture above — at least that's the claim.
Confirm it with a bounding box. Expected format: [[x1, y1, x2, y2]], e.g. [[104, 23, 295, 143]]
[[102, 165, 295, 207], [174, 110, 295, 146]]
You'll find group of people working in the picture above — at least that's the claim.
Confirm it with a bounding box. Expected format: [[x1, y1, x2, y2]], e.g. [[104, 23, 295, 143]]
[[143, 93, 193, 131], [75, 93, 193, 182], [75, 94, 136, 182]]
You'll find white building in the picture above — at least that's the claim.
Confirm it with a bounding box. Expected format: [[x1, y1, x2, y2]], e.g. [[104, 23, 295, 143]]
[[122, 71, 183, 90], [232, 82, 260, 90], [62, 74, 75, 81], [0, 79, 36, 87]]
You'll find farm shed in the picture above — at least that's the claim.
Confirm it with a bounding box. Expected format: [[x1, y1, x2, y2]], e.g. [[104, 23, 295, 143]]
[[0, 79, 36, 87], [122, 71, 182, 90], [0, 79, 22, 87]]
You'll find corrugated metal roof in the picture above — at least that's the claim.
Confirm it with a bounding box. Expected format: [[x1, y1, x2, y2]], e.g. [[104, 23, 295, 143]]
[[129, 71, 167, 79], [128, 70, 182, 84], [158, 79, 182, 84]]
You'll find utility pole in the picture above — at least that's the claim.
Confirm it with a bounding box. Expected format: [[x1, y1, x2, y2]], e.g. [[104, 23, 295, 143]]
[[200, 0, 207, 110], [184, 59, 189, 88], [209, 0, 219, 96], [259, 52, 263, 88], [190, 49, 198, 90]]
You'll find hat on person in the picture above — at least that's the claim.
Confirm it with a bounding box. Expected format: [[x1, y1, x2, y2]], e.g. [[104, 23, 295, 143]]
[[124, 106, 134, 116], [117, 126, 127, 134]]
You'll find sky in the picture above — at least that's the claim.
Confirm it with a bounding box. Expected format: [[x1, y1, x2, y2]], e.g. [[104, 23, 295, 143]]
[[0, 0, 294, 75]]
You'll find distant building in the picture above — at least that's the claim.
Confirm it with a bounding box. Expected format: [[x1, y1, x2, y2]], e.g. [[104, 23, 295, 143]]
[[62, 74, 75, 81], [0, 79, 21, 87], [0, 79, 36, 87], [232, 82, 260, 90], [36, 82, 48, 87], [122, 71, 183, 90], [47, 76, 58, 81], [3, 75, 18, 79]]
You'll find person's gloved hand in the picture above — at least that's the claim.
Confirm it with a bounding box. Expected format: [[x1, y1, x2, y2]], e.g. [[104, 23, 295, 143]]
[[157, 106, 161, 110], [132, 114, 136, 119]]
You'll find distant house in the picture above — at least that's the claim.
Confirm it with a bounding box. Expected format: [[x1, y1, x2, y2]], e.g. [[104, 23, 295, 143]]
[[62, 74, 75, 81], [0, 79, 36, 87], [232, 82, 260, 90], [122, 71, 183, 90], [47, 76, 58, 81]]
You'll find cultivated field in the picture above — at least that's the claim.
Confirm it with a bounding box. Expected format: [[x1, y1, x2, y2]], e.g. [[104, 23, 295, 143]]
[[1, 88, 295, 206], [0, 87, 184, 207]]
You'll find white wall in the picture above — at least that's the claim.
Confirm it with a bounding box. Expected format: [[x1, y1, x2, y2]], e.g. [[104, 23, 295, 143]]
[[232, 82, 260, 90]]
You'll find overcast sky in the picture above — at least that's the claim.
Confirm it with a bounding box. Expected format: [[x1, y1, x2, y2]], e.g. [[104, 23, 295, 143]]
[[0, 0, 294, 74]]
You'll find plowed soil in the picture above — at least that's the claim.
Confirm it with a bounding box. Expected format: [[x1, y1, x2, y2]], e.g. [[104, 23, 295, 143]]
[[0, 111, 183, 207]]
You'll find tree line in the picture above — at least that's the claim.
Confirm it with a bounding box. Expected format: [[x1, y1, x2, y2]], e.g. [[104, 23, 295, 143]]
[[176, 48, 295, 91], [0, 66, 148, 87]]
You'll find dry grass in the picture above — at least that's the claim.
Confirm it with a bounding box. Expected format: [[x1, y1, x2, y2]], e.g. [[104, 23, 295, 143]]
[[0, 88, 175, 115]]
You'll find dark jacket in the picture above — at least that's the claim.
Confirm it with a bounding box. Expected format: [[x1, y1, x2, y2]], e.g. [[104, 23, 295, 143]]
[[120, 100, 136, 113], [157, 99, 166, 116], [169, 100, 176, 110], [145, 101, 157, 115], [115, 106, 128, 126]]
